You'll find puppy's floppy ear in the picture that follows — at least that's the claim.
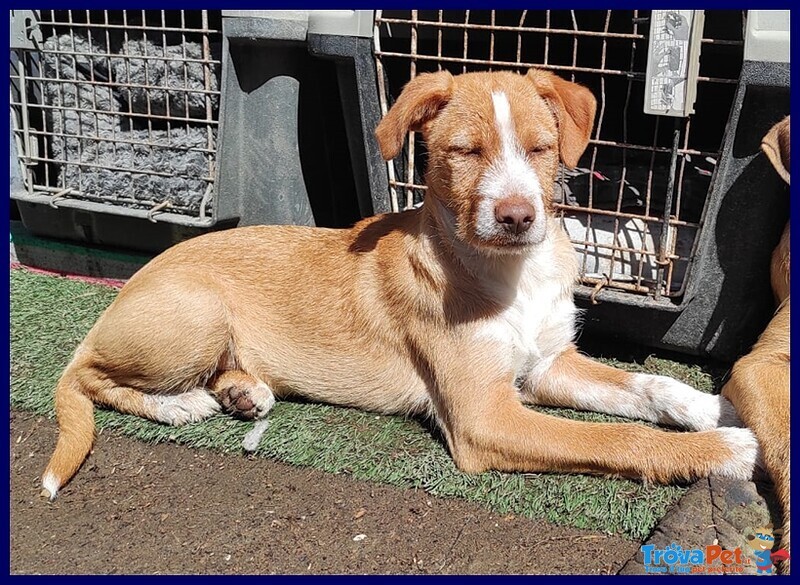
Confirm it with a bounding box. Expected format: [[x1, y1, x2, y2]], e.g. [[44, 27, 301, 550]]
[[375, 70, 454, 161], [762, 116, 790, 185], [526, 69, 597, 168]]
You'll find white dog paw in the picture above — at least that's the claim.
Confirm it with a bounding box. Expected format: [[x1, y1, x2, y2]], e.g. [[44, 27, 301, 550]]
[[636, 374, 737, 431], [147, 389, 221, 426], [711, 427, 760, 480]]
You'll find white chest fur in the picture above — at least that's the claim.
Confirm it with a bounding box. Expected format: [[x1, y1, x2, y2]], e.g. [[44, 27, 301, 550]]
[[474, 233, 577, 381]]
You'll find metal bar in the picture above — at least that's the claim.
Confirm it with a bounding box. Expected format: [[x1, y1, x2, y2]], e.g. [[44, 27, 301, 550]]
[[629, 9, 649, 292], [121, 10, 136, 140], [566, 237, 687, 259], [374, 16, 743, 46], [654, 120, 682, 299], [372, 11, 400, 213], [9, 54, 26, 179], [407, 9, 418, 209], [582, 275, 651, 295], [587, 137, 718, 159], [581, 9, 604, 277], [36, 21, 220, 34], [569, 11, 578, 82], [101, 9, 119, 195], [600, 11, 632, 288], [12, 101, 219, 125], [23, 154, 215, 180], [15, 127, 216, 154], [376, 17, 647, 40], [667, 118, 696, 298], [488, 11, 496, 72], [634, 117, 661, 291], [516, 11, 527, 64], [437, 10, 443, 71], [674, 119, 692, 220], [543, 11, 550, 64], [12, 188, 216, 226], [372, 51, 739, 84], [9, 73, 221, 97], [161, 10, 172, 140], [68, 12, 87, 194], [556, 204, 697, 228], [15, 53, 35, 198], [35, 47, 221, 66], [200, 9, 215, 220], [141, 10, 155, 158], [388, 180, 427, 191], [83, 9, 102, 180], [180, 10, 191, 140], [462, 10, 470, 74]]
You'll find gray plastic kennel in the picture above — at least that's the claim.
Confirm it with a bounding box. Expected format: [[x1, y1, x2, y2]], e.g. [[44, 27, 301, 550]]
[[9, 10, 790, 361]]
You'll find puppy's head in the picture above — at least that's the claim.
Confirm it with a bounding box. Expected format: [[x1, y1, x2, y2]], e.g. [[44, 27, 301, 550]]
[[762, 116, 790, 185], [376, 69, 596, 252]]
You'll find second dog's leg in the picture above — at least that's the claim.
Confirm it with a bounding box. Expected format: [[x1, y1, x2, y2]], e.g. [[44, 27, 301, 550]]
[[521, 346, 741, 431], [208, 370, 276, 420], [722, 305, 790, 565]]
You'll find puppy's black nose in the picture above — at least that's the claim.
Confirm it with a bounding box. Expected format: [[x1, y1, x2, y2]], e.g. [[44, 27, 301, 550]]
[[495, 200, 535, 235]]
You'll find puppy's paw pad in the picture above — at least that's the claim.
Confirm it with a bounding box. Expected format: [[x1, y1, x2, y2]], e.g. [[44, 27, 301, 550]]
[[219, 382, 275, 421]]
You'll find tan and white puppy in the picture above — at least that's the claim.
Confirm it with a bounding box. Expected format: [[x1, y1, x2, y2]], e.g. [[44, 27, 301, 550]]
[[42, 69, 757, 500], [722, 116, 790, 567]]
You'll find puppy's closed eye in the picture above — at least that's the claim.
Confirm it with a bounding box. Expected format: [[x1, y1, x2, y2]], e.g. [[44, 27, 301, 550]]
[[449, 145, 483, 158], [526, 144, 553, 156]]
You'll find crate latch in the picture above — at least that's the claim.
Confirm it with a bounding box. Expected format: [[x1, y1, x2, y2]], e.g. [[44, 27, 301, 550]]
[[10, 10, 42, 50]]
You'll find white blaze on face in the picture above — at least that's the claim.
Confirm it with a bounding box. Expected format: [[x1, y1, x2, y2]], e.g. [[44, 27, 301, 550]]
[[475, 91, 547, 244]]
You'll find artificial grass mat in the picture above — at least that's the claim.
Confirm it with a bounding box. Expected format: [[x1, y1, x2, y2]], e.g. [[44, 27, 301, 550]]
[[11, 267, 727, 540]]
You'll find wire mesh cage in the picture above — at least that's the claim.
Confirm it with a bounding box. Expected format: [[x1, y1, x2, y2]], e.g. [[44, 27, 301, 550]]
[[373, 9, 746, 302], [10, 10, 223, 224]]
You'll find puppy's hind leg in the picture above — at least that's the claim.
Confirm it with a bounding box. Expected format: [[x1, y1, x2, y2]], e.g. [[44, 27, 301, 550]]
[[41, 359, 222, 501], [43, 279, 235, 499]]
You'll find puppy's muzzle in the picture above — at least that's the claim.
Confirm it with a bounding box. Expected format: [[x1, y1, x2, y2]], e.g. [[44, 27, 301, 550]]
[[495, 198, 535, 235]]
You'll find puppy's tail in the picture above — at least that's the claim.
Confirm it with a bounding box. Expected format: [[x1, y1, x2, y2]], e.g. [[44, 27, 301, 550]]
[[41, 358, 96, 501]]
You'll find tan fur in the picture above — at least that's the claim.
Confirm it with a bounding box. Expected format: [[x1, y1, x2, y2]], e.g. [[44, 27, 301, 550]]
[[722, 116, 791, 570], [772, 225, 790, 305], [43, 69, 751, 499], [526, 69, 598, 168]]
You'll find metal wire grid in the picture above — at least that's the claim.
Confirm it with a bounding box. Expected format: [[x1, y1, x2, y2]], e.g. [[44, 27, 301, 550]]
[[10, 10, 222, 222], [374, 10, 745, 298]]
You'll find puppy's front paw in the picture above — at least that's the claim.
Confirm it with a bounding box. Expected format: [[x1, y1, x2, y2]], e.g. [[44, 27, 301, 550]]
[[710, 427, 760, 481], [636, 374, 742, 431]]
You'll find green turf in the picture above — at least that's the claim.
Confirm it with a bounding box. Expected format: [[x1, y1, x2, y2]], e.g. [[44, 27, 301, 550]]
[[10, 266, 726, 540]]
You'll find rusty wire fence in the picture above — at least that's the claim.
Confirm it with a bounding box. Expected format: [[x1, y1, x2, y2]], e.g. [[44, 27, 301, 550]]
[[10, 10, 223, 223], [374, 10, 745, 300]]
